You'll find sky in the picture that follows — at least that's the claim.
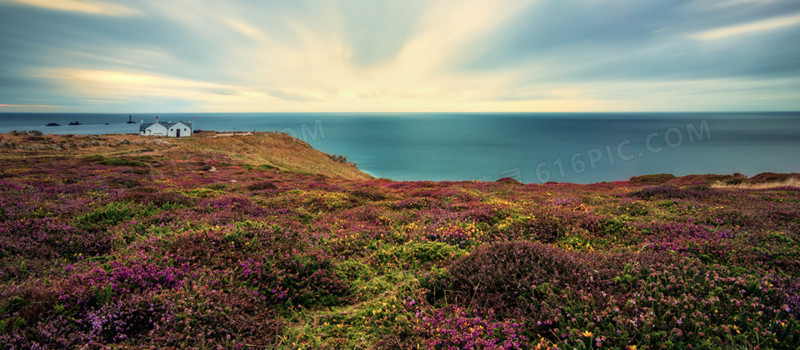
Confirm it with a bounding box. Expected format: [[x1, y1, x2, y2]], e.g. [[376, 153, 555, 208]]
[[0, 0, 799, 113]]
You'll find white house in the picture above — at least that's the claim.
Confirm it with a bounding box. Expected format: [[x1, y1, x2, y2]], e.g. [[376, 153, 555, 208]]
[[139, 122, 168, 136], [140, 117, 192, 137]]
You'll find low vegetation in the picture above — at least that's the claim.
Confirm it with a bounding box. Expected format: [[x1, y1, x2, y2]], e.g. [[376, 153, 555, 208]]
[[0, 140, 798, 349]]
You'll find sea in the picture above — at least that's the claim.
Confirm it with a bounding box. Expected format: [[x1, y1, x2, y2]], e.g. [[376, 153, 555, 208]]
[[1, 112, 799, 184]]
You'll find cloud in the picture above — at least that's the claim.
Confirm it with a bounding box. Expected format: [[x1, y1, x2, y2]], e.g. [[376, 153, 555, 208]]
[[689, 13, 800, 40], [339, 0, 427, 67], [38, 68, 253, 101], [224, 18, 267, 41], [0, 103, 57, 107], [7, 0, 139, 16], [0, 0, 798, 112]]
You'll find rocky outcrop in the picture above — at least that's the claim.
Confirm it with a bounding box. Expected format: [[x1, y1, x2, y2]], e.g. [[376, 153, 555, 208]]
[[328, 154, 357, 167]]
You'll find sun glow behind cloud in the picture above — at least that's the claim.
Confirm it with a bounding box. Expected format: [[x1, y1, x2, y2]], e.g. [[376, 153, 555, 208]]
[[0, 0, 799, 112]]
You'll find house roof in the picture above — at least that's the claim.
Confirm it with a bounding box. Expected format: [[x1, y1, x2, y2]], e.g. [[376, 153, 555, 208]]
[[164, 121, 191, 129], [140, 121, 191, 132], [139, 123, 158, 132]]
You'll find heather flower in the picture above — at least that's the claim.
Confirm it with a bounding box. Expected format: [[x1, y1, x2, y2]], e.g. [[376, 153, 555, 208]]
[[1, 150, 799, 349]]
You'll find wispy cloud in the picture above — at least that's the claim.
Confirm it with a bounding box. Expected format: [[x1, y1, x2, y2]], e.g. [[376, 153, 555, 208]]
[[0, 103, 57, 107], [690, 13, 800, 40], [39, 68, 254, 101], [8, 0, 139, 16]]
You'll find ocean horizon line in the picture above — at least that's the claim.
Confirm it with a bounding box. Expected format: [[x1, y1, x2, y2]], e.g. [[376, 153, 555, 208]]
[[2, 111, 800, 115], [1, 112, 798, 184]]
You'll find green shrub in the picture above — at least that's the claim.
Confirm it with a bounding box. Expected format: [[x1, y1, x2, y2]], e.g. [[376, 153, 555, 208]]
[[184, 188, 221, 198], [630, 173, 676, 184], [247, 181, 278, 191], [99, 157, 146, 167], [258, 164, 278, 170], [75, 202, 157, 231], [205, 183, 227, 191]]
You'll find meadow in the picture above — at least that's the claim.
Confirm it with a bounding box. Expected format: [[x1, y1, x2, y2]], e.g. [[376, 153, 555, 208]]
[[0, 140, 798, 349]]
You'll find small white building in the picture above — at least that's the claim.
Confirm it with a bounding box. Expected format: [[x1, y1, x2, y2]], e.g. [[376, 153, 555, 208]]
[[140, 118, 192, 137]]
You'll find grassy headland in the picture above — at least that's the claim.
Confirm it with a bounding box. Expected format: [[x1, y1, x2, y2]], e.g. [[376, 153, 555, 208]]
[[0, 132, 798, 349], [0, 131, 371, 180]]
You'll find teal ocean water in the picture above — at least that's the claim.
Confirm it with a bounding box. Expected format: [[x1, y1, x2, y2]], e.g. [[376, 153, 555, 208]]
[[1, 112, 798, 184]]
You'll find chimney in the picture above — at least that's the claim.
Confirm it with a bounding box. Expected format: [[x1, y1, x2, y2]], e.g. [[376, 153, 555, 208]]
[[156, 116, 159, 123]]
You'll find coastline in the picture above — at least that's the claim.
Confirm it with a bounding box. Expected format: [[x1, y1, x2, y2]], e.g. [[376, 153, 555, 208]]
[[1, 131, 797, 187], [1, 112, 800, 184]]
